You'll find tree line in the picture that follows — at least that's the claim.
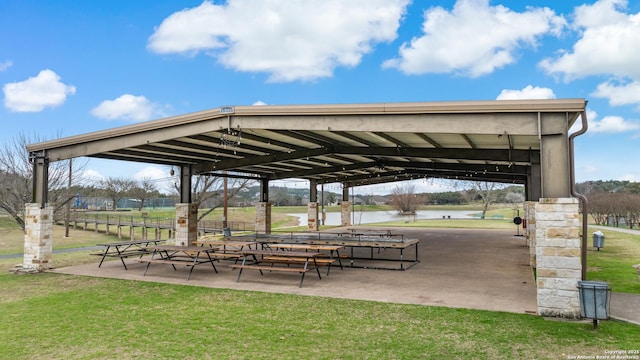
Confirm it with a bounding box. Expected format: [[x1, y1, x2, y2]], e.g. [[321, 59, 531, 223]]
[[578, 180, 640, 228], [388, 182, 525, 219]]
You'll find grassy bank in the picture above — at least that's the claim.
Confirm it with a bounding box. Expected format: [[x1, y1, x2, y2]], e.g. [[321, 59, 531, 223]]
[[0, 267, 638, 359]]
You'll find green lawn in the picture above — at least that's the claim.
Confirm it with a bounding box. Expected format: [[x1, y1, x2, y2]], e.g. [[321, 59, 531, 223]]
[[0, 265, 638, 360], [586, 228, 640, 293]]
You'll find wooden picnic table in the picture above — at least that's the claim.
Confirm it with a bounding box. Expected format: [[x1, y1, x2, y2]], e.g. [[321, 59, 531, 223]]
[[346, 228, 394, 237], [140, 245, 219, 280], [192, 239, 258, 262], [193, 239, 257, 251], [264, 243, 344, 275], [230, 249, 323, 287], [222, 233, 420, 271], [92, 239, 165, 270]]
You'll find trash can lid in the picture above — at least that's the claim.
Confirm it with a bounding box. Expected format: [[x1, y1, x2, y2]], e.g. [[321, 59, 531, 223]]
[[578, 280, 609, 289], [593, 231, 604, 236]]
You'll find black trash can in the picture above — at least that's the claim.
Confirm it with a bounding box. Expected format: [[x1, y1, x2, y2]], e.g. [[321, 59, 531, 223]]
[[577, 280, 610, 328], [593, 231, 605, 250]]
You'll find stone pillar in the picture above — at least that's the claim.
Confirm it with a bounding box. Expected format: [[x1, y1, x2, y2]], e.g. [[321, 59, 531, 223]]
[[23, 203, 54, 271], [523, 201, 530, 245], [524, 201, 537, 267], [175, 203, 197, 246], [341, 185, 351, 227], [341, 201, 351, 227], [535, 198, 581, 318], [307, 202, 319, 231], [255, 202, 271, 234]]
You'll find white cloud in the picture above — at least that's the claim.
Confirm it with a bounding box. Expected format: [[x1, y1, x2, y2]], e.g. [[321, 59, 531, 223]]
[[91, 94, 165, 122], [383, 0, 565, 77], [134, 166, 177, 194], [572, 0, 629, 29], [570, 109, 640, 134], [540, 0, 640, 81], [2, 69, 76, 112], [133, 166, 168, 181], [586, 109, 640, 133], [496, 85, 556, 100], [0, 60, 12, 72], [591, 80, 640, 108], [79, 169, 106, 186], [148, 0, 409, 82], [253, 100, 267, 106]]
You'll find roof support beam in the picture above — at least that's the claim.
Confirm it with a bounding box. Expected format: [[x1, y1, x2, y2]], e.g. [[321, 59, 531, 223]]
[[193, 147, 333, 174], [180, 165, 192, 204], [30, 151, 49, 207], [266, 160, 529, 181], [335, 169, 526, 186], [338, 147, 537, 163], [198, 146, 539, 174]]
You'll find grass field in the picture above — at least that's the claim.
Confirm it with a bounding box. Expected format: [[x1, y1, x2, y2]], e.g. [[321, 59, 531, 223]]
[[586, 228, 640, 294], [0, 265, 639, 359], [1, 206, 639, 359]]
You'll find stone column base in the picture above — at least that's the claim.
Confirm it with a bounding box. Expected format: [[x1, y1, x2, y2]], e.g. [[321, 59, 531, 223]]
[[307, 202, 319, 231], [175, 203, 198, 246], [256, 202, 271, 234], [535, 198, 581, 318], [341, 201, 351, 227], [23, 203, 53, 271]]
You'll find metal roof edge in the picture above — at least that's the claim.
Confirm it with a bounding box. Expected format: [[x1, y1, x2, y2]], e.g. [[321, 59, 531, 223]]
[[27, 98, 587, 152]]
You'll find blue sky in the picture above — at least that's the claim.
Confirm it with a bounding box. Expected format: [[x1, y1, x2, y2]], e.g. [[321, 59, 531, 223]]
[[1, 0, 639, 194]]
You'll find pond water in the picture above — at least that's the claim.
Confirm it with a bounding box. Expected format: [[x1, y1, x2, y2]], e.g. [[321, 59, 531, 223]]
[[287, 209, 480, 226]]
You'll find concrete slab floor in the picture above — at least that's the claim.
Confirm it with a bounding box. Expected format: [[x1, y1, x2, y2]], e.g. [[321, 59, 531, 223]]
[[49, 227, 538, 314]]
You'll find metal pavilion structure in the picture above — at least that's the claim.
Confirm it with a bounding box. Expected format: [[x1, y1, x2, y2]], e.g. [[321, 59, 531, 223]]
[[23, 98, 590, 317]]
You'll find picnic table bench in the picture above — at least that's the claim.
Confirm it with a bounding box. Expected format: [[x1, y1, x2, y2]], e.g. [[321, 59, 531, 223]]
[[263, 243, 344, 275], [92, 239, 165, 270], [140, 245, 219, 280], [192, 239, 257, 262], [230, 250, 322, 287]]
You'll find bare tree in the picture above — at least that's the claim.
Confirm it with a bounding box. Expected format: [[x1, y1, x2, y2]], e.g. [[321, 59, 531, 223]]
[[588, 191, 613, 226], [271, 186, 291, 206], [586, 191, 640, 228], [325, 192, 337, 206], [101, 177, 137, 210], [504, 191, 525, 204], [0, 132, 86, 229], [390, 183, 425, 214], [460, 181, 500, 219], [627, 193, 640, 229], [129, 178, 157, 211], [171, 169, 253, 221]]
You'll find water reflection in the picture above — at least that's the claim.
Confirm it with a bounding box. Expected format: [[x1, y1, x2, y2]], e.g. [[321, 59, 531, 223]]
[[287, 209, 479, 226]]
